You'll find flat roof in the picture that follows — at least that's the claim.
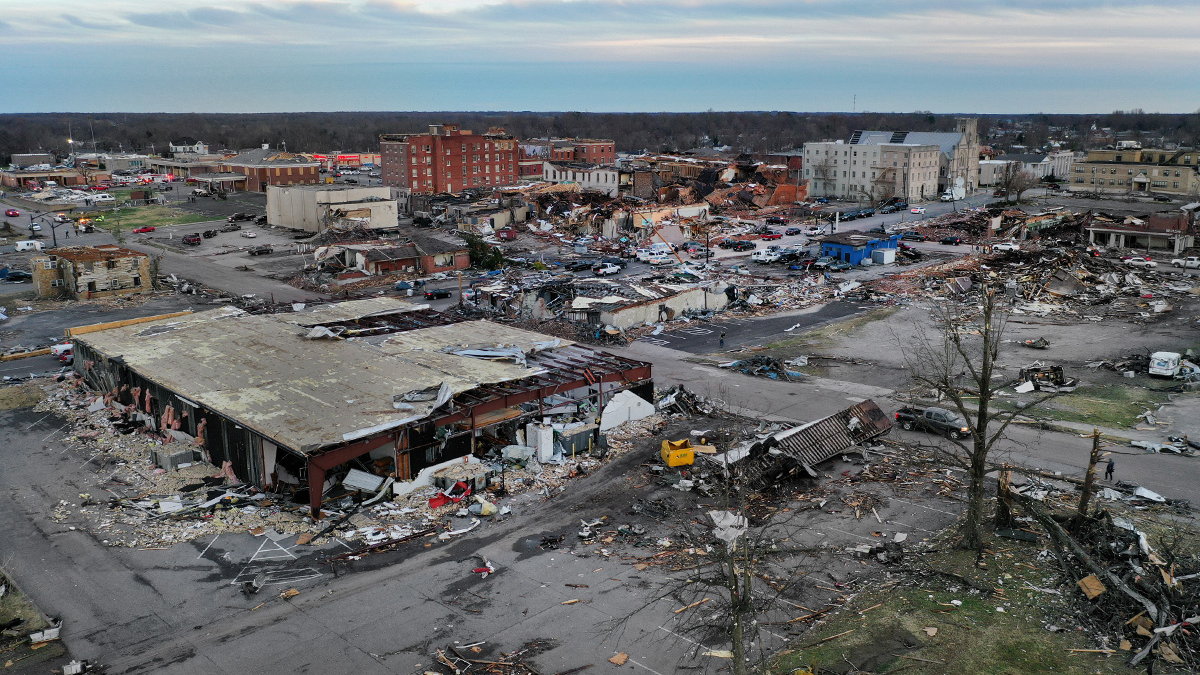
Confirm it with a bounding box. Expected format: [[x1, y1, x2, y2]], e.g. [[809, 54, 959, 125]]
[[75, 299, 596, 454], [46, 245, 145, 263]]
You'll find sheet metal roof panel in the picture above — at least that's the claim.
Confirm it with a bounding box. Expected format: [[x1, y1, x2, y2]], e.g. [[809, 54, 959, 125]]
[[769, 400, 893, 467], [76, 309, 541, 453]]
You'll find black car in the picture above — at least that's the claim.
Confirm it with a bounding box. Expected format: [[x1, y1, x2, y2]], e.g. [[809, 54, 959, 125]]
[[859, 208, 876, 217], [717, 238, 738, 249], [1154, 194, 1172, 202], [3, 270, 32, 282], [566, 260, 597, 272], [247, 245, 273, 256], [765, 216, 788, 225], [940, 236, 964, 245], [785, 227, 802, 236], [599, 256, 627, 268], [254, 215, 268, 225], [202, 229, 219, 238], [901, 232, 928, 242], [879, 205, 897, 214], [731, 240, 756, 251], [424, 288, 453, 300]]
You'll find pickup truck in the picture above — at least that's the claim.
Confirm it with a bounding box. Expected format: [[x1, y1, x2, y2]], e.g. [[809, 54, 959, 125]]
[[182, 233, 202, 245], [894, 406, 971, 440], [1171, 256, 1200, 269]]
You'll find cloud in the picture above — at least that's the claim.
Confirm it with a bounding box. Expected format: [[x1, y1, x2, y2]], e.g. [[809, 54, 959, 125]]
[[126, 12, 199, 31], [186, 7, 245, 26]]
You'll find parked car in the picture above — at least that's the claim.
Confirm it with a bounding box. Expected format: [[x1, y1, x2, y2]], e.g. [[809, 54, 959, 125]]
[[879, 205, 897, 214], [895, 406, 970, 440], [202, 229, 219, 238], [804, 226, 825, 236], [751, 250, 781, 264], [182, 233, 202, 245], [132, 226, 156, 233], [992, 242, 1020, 252], [566, 260, 596, 272], [592, 263, 621, 276], [221, 223, 242, 232], [424, 288, 453, 299], [827, 261, 853, 272], [1170, 256, 1200, 269], [598, 256, 627, 268], [254, 215, 267, 225], [900, 232, 928, 242], [811, 256, 836, 269], [812, 197, 829, 204], [910, 207, 927, 214], [1154, 194, 1172, 202], [4, 209, 19, 217], [785, 227, 803, 236], [788, 258, 817, 270], [731, 240, 756, 252], [940, 236, 963, 245], [3, 270, 32, 282], [646, 253, 675, 266], [30, 224, 41, 231], [760, 230, 782, 241], [765, 216, 788, 225], [241, 231, 258, 238], [1124, 257, 1158, 268], [227, 213, 252, 222], [689, 247, 714, 260], [247, 245, 273, 256]]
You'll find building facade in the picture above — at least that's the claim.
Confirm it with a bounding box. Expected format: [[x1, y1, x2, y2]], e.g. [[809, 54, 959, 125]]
[[380, 124, 518, 194], [221, 147, 321, 192], [518, 139, 616, 177], [32, 245, 152, 300], [802, 141, 941, 203], [820, 118, 980, 194], [169, 138, 209, 155], [542, 162, 620, 197], [1071, 148, 1200, 196], [266, 184, 398, 232]]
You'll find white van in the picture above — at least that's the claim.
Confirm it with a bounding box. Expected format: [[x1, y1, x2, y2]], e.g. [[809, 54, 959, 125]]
[[1149, 352, 1182, 377], [93, 193, 115, 202], [15, 240, 43, 251]]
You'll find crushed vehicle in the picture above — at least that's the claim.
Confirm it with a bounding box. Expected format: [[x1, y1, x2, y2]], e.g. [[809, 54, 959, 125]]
[[1015, 364, 1079, 392]]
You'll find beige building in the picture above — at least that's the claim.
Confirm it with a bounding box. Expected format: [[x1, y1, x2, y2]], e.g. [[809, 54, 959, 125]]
[[32, 245, 152, 300], [819, 118, 981, 195], [1071, 148, 1200, 196], [803, 141, 941, 203], [266, 184, 399, 232]]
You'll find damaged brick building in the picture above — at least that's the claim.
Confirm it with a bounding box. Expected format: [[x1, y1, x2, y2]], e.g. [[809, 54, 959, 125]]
[[32, 245, 153, 300]]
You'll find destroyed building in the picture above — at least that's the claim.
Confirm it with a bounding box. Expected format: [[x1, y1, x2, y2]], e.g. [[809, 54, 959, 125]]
[[31, 245, 152, 300], [266, 184, 399, 232], [313, 233, 469, 276], [70, 298, 652, 518], [1084, 210, 1195, 254]]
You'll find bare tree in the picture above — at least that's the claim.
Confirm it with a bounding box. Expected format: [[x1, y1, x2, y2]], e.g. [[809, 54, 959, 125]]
[[1009, 169, 1039, 202], [809, 156, 838, 198], [902, 285, 1059, 551]]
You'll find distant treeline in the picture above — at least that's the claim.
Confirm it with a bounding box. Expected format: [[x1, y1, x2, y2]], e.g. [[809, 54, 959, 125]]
[[2, 111, 1199, 163]]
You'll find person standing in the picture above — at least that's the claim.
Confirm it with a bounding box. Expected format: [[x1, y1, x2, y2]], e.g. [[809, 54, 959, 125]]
[[719, 331, 726, 348], [1104, 457, 1115, 481]]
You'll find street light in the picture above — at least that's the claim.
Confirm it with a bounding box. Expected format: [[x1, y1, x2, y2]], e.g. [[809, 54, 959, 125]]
[[31, 211, 61, 249]]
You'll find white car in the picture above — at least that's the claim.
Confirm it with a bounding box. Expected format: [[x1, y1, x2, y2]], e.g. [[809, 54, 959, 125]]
[[593, 263, 621, 276], [910, 207, 926, 214], [1124, 257, 1157, 268], [803, 226, 824, 236], [992, 242, 1020, 252], [751, 250, 781, 263], [646, 254, 674, 266], [241, 231, 258, 238]]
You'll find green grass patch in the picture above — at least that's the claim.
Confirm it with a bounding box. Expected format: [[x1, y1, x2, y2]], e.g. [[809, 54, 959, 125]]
[[770, 537, 1142, 675], [100, 205, 211, 231], [997, 384, 1174, 429], [0, 569, 66, 667]]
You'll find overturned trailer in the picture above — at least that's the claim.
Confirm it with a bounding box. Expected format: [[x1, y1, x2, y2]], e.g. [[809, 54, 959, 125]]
[[71, 298, 652, 518], [709, 400, 893, 485]]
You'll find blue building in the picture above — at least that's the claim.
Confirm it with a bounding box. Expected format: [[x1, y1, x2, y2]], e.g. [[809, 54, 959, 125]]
[[819, 233, 901, 266]]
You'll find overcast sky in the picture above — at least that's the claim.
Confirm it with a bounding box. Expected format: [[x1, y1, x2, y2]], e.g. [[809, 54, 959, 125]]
[[3, 0, 1197, 113]]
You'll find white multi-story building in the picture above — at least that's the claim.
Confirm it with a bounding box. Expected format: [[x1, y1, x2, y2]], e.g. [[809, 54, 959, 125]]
[[542, 162, 619, 197], [802, 141, 941, 203]]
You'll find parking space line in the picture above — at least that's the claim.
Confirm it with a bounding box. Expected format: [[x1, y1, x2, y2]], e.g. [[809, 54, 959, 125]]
[[628, 658, 667, 675], [658, 625, 706, 648], [197, 534, 220, 560]]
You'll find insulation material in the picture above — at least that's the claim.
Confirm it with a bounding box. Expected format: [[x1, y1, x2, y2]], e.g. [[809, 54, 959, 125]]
[[599, 391, 655, 432]]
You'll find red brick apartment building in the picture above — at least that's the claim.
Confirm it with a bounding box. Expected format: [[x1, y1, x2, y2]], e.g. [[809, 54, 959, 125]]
[[380, 124, 518, 193], [221, 147, 321, 192], [517, 138, 616, 177]]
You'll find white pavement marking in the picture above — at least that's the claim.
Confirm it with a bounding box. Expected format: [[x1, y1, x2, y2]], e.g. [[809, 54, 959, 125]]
[[197, 534, 220, 560], [658, 625, 706, 648], [628, 658, 667, 675]]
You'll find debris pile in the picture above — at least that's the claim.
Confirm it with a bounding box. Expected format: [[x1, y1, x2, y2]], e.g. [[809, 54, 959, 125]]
[[718, 355, 805, 381]]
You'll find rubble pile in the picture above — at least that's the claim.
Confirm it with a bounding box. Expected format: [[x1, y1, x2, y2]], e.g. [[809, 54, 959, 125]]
[[1017, 492, 1200, 670], [718, 355, 805, 381]]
